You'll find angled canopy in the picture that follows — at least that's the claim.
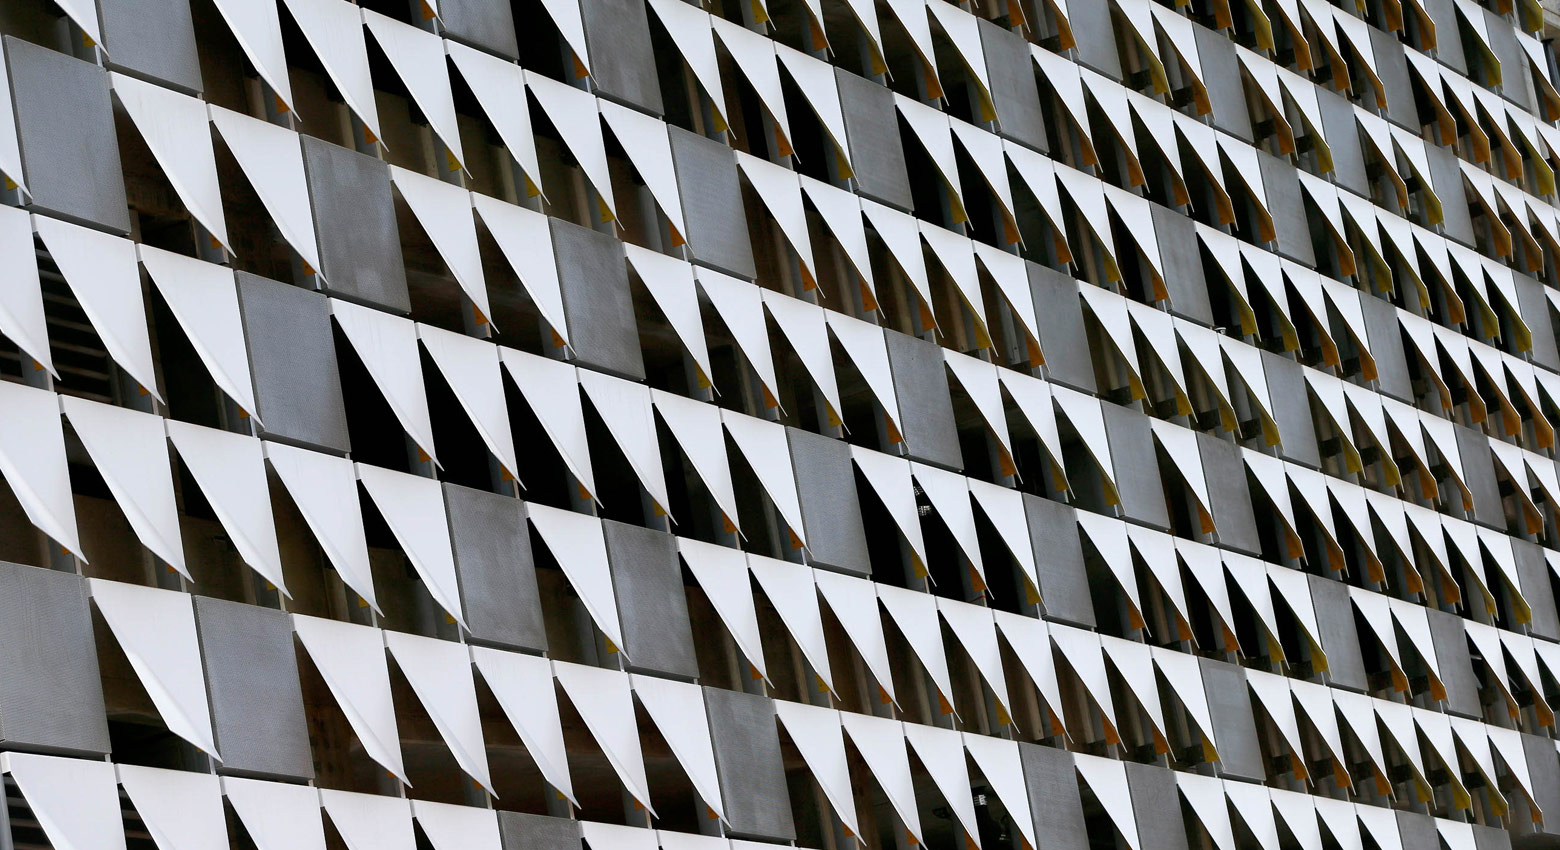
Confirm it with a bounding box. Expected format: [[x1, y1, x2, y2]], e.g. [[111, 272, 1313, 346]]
[[89, 580, 217, 756], [293, 615, 405, 782]]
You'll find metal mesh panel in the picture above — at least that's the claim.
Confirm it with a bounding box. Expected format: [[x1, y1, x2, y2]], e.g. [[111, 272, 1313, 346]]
[[1025, 495, 1095, 629], [1152, 204, 1213, 325], [1019, 742, 1088, 850], [1308, 574, 1368, 692], [1125, 762, 1189, 850], [885, 329, 963, 471], [788, 428, 871, 577], [669, 125, 755, 280], [1257, 153, 1316, 267], [1193, 24, 1251, 142], [605, 520, 698, 679], [497, 811, 581, 850], [0, 562, 110, 755], [1196, 432, 1261, 557], [194, 596, 314, 780], [978, 19, 1047, 153], [1102, 404, 1170, 530], [8, 37, 129, 233], [551, 218, 644, 381], [1455, 424, 1504, 528], [441, 0, 520, 60], [236, 272, 352, 454], [446, 485, 547, 653], [1198, 658, 1264, 782], [301, 136, 409, 313], [703, 687, 793, 841], [1358, 293, 1413, 403], [581, 0, 663, 114], [835, 69, 912, 211], [1259, 351, 1321, 469], [1428, 608, 1481, 718], [99, 0, 203, 93], [1027, 263, 1096, 394]]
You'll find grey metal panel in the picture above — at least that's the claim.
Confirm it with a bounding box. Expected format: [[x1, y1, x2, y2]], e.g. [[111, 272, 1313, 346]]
[[98, 0, 203, 93], [884, 329, 963, 471], [1396, 810, 1436, 849], [1308, 574, 1367, 691], [1259, 352, 1321, 468], [439, 0, 520, 60], [1422, 0, 1467, 73], [550, 217, 645, 381], [1515, 272, 1560, 372], [300, 136, 409, 313], [1198, 658, 1265, 782], [497, 811, 581, 850], [7, 37, 129, 233], [1427, 608, 1481, 718], [978, 19, 1047, 153], [1317, 90, 1369, 195], [1358, 294, 1413, 403], [1453, 424, 1503, 529], [1101, 403, 1170, 530], [1514, 538, 1559, 641], [704, 687, 795, 841], [1195, 431, 1261, 556], [1369, 27, 1419, 129], [1067, 0, 1121, 80], [604, 519, 699, 679], [1257, 152, 1315, 266], [0, 562, 110, 755], [1019, 742, 1088, 850], [193, 596, 314, 780], [1523, 731, 1560, 834], [1472, 823, 1513, 850], [1024, 494, 1095, 628], [444, 484, 547, 653], [1426, 143, 1475, 246], [787, 428, 871, 577], [1125, 762, 1189, 850], [1028, 262, 1096, 393], [1486, 7, 1533, 111], [834, 68, 911, 211], [1151, 202, 1213, 324], [236, 272, 352, 454], [669, 125, 755, 280], [1194, 24, 1252, 142], [580, 0, 663, 114]]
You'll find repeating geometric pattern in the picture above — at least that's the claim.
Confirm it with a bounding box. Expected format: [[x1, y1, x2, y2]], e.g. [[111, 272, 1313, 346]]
[[0, 0, 1555, 849]]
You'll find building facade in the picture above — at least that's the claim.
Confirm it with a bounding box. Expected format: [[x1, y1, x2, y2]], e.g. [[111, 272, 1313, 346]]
[[0, 0, 1553, 848]]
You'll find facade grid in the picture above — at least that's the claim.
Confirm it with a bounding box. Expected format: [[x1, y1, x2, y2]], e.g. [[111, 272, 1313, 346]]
[[0, 0, 1555, 848]]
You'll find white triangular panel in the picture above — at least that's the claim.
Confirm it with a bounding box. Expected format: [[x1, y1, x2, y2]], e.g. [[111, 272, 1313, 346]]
[[141, 247, 256, 417], [384, 631, 491, 790], [89, 580, 216, 756], [363, 11, 464, 166], [265, 443, 376, 611], [631, 673, 725, 820], [112, 75, 227, 246], [471, 647, 574, 804], [166, 421, 284, 593], [37, 219, 160, 400], [418, 324, 517, 478], [356, 464, 463, 627], [578, 369, 670, 514], [526, 503, 623, 652], [292, 615, 405, 782], [209, 107, 319, 272], [553, 660, 654, 812], [62, 398, 183, 573]]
